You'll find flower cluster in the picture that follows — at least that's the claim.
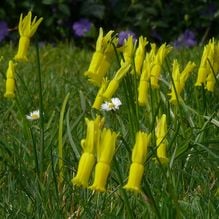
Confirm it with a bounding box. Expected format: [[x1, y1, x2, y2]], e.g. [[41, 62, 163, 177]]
[[72, 116, 118, 191], [72, 28, 177, 193], [76, 28, 219, 193]]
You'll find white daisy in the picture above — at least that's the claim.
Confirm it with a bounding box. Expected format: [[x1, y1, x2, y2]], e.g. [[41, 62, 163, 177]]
[[26, 110, 40, 121], [101, 97, 122, 111]]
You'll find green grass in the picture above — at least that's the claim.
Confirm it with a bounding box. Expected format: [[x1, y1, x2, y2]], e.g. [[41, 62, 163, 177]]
[[0, 41, 219, 219]]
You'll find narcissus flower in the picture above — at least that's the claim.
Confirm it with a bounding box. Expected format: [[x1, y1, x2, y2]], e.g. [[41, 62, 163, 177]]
[[89, 128, 118, 192], [102, 63, 130, 99], [84, 28, 118, 86], [124, 131, 151, 193], [137, 44, 156, 106], [14, 11, 43, 62], [134, 36, 148, 75], [26, 110, 40, 121], [120, 35, 136, 66], [155, 114, 168, 165], [72, 116, 104, 187], [4, 60, 16, 98], [169, 59, 196, 104], [195, 39, 219, 92], [150, 43, 172, 88], [101, 97, 122, 111]]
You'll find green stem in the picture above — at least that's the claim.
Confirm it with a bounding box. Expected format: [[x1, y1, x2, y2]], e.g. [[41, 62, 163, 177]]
[[114, 158, 133, 219], [58, 92, 70, 188], [35, 42, 45, 176]]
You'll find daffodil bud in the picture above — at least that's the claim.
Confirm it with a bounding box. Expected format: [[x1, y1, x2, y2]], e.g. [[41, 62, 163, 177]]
[[4, 60, 16, 98]]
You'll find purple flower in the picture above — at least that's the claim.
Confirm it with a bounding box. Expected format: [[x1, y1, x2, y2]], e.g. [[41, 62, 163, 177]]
[[0, 21, 9, 42], [118, 30, 136, 45], [173, 30, 197, 48], [72, 19, 92, 37]]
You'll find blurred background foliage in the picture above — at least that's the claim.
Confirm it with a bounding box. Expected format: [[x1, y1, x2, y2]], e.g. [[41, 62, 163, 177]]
[[0, 0, 219, 45]]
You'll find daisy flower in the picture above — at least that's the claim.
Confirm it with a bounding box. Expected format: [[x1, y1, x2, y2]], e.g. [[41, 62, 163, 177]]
[[101, 98, 122, 111], [26, 110, 40, 121]]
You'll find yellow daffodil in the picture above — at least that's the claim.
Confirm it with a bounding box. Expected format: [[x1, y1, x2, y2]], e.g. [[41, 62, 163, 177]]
[[92, 78, 109, 110], [72, 116, 104, 187], [4, 60, 16, 98], [195, 39, 219, 92], [134, 36, 148, 75], [103, 63, 130, 99], [150, 43, 172, 88], [121, 35, 136, 66], [84, 28, 118, 86], [89, 128, 118, 192], [14, 11, 43, 62], [137, 44, 156, 106], [155, 114, 168, 165], [169, 59, 196, 104], [124, 131, 151, 193], [195, 41, 213, 87]]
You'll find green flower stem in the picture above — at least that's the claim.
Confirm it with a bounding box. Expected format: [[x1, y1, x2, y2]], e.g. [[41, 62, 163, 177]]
[[58, 92, 70, 188], [114, 158, 133, 219], [35, 42, 45, 177]]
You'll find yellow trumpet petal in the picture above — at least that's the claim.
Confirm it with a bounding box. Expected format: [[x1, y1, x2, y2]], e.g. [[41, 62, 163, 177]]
[[72, 153, 96, 187], [155, 114, 169, 165], [89, 162, 110, 192], [123, 163, 144, 193]]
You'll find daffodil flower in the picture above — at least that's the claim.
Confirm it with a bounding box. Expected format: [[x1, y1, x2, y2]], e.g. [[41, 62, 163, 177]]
[[72, 116, 104, 187], [169, 59, 196, 104], [124, 131, 151, 193], [4, 60, 16, 98], [155, 114, 168, 165], [195, 39, 219, 92], [150, 43, 172, 88], [84, 28, 118, 86], [14, 11, 43, 62], [89, 128, 118, 192], [134, 36, 148, 75], [121, 35, 136, 66], [103, 63, 130, 99], [137, 44, 156, 106]]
